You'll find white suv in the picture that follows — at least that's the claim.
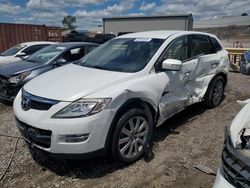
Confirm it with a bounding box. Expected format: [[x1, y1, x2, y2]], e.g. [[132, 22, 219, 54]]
[[14, 31, 229, 163]]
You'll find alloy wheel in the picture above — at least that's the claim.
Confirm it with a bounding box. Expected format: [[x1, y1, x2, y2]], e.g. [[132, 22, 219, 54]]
[[212, 80, 224, 106], [118, 116, 149, 159]]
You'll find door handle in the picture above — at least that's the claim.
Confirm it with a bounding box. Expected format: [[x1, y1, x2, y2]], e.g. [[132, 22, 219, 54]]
[[212, 63, 219, 68], [162, 91, 169, 97], [185, 71, 191, 76]]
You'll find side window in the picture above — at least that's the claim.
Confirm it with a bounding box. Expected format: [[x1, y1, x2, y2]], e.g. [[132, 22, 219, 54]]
[[210, 37, 222, 52], [162, 36, 188, 61], [190, 35, 212, 58], [62, 47, 86, 62], [22, 44, 48, 55], [85, 46, 97, 54]]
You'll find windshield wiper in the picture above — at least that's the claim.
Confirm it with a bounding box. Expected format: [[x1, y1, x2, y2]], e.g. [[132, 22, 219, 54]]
[[26, 59, 37, 63], [80, 64, 109, 71], [92, 65, 108, 70]]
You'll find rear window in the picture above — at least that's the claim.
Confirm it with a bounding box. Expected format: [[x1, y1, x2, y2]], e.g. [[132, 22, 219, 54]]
[[210, 37, 222, 52]]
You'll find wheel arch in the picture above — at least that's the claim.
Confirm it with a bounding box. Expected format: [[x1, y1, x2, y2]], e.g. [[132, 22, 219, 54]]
[[203, 71, 227, 108], [205, 71, 227, 97], [215, 71, 227, 86], [104, 98, 157, 150]]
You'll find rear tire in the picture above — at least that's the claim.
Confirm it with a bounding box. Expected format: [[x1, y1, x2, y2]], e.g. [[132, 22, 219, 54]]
[[205, 76, 225, 108], [111, 108, 153, 163]]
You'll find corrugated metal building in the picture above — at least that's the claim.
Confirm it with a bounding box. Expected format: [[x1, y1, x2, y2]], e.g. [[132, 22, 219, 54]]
[[0, 23, 61, 52], [103, 14, 193, 35]]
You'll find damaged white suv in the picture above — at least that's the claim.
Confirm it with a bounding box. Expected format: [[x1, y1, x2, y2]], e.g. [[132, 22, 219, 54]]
[[14, 31, 229, 163]]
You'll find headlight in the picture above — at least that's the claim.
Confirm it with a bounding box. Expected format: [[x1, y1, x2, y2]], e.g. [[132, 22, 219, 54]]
[[52, 98, 111, 118], [8, 71, 31, 84]]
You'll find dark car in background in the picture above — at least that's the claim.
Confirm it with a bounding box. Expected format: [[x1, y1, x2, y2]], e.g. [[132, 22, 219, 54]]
[[240, 50, 250, 75], [0, 42, 99, 102], [94, 33, 116, 44], [62, 30, 90, 42], [62, 30, 116, 44], [117, 32, 134, 36]]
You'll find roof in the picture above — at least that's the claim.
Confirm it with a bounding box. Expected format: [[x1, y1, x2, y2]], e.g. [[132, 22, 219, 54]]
[[194, 16, 250, 28], [103, 14, 193, 21], [117, 30, 214, 39], [21, 41, 56, 46], [54, 42, 99, 48]]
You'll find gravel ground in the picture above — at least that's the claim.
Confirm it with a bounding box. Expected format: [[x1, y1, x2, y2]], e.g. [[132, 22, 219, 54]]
[[0, 72, 250, 188]]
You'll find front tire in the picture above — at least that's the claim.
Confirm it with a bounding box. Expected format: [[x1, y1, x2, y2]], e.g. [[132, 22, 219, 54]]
[[205, 76, 225, 108], [111, 108, 153, 163]]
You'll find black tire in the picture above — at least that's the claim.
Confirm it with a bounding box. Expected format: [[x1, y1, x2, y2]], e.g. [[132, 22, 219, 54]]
[[111, 108, 153, 163], [204, 76, 225, 108]]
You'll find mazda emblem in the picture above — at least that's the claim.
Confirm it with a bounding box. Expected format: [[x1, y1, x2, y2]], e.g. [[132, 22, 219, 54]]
[[21, 97, 31, 111]]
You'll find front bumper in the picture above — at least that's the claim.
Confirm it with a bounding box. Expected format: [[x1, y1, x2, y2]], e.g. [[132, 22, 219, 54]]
[[14, 91, 116, 158], [0, 77, 22, 101], [213, 168, 235, 188], [218, 128, 250, 188]]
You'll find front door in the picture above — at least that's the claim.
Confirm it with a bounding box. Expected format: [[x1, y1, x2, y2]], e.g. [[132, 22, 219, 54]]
[[156, 35, 197, 125]]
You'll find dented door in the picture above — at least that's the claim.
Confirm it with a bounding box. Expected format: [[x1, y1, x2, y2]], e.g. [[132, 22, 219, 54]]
[[156, 34, 220, 125], [185, 35, 221, 103], [156, 36, 192, 124]]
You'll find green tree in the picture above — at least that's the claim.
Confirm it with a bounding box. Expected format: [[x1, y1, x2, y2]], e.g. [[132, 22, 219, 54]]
[[62, 15, 77, 31]]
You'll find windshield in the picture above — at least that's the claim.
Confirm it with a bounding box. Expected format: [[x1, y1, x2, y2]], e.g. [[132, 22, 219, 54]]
[[78, 38, 164, 72], [1, 44, 25, 56], [26, 45, 65, 64]]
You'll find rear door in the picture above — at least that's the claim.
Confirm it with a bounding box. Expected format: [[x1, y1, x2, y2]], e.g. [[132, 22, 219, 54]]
[[186, 34, 220, 102], [190, 35, 220, 78]]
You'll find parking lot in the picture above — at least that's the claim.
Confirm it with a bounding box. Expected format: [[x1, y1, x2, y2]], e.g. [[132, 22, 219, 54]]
[[0, 72, 249, 188]]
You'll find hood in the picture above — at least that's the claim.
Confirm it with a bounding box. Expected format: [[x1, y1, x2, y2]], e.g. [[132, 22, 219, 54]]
[[0, 56, 20, 64], [230, 99, 250, 148], [24, 64, 135, 101], [0, 60, 45, 77]]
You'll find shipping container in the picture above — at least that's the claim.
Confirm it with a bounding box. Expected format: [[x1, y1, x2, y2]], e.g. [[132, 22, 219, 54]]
[[46, 26, 62, 42], [0, 23, 62, 52]]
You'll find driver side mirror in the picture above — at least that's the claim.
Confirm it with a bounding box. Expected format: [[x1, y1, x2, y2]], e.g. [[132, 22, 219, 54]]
[[162, 59, 182, 71], [55, 58, 67, 65], [15, 52, 27, 57]]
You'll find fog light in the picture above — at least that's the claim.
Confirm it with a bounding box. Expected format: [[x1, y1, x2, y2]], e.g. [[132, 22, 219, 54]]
[[58, 134, 89, 143]]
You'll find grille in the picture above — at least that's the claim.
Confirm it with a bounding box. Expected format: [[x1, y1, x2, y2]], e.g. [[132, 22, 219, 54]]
[[222, 136, 250, 188], [29, 99, 53, 110], [0, 76, 8, 85], [0, 78, 10, 98], [21, 89, 59, 111], [16, 118, 52, 148]]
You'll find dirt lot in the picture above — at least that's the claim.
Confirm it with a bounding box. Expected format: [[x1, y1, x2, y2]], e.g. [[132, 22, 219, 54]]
[[0, 72, 250, 188]]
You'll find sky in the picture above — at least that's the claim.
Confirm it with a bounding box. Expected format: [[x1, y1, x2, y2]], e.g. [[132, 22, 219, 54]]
[[0, 0, 249, 30]]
